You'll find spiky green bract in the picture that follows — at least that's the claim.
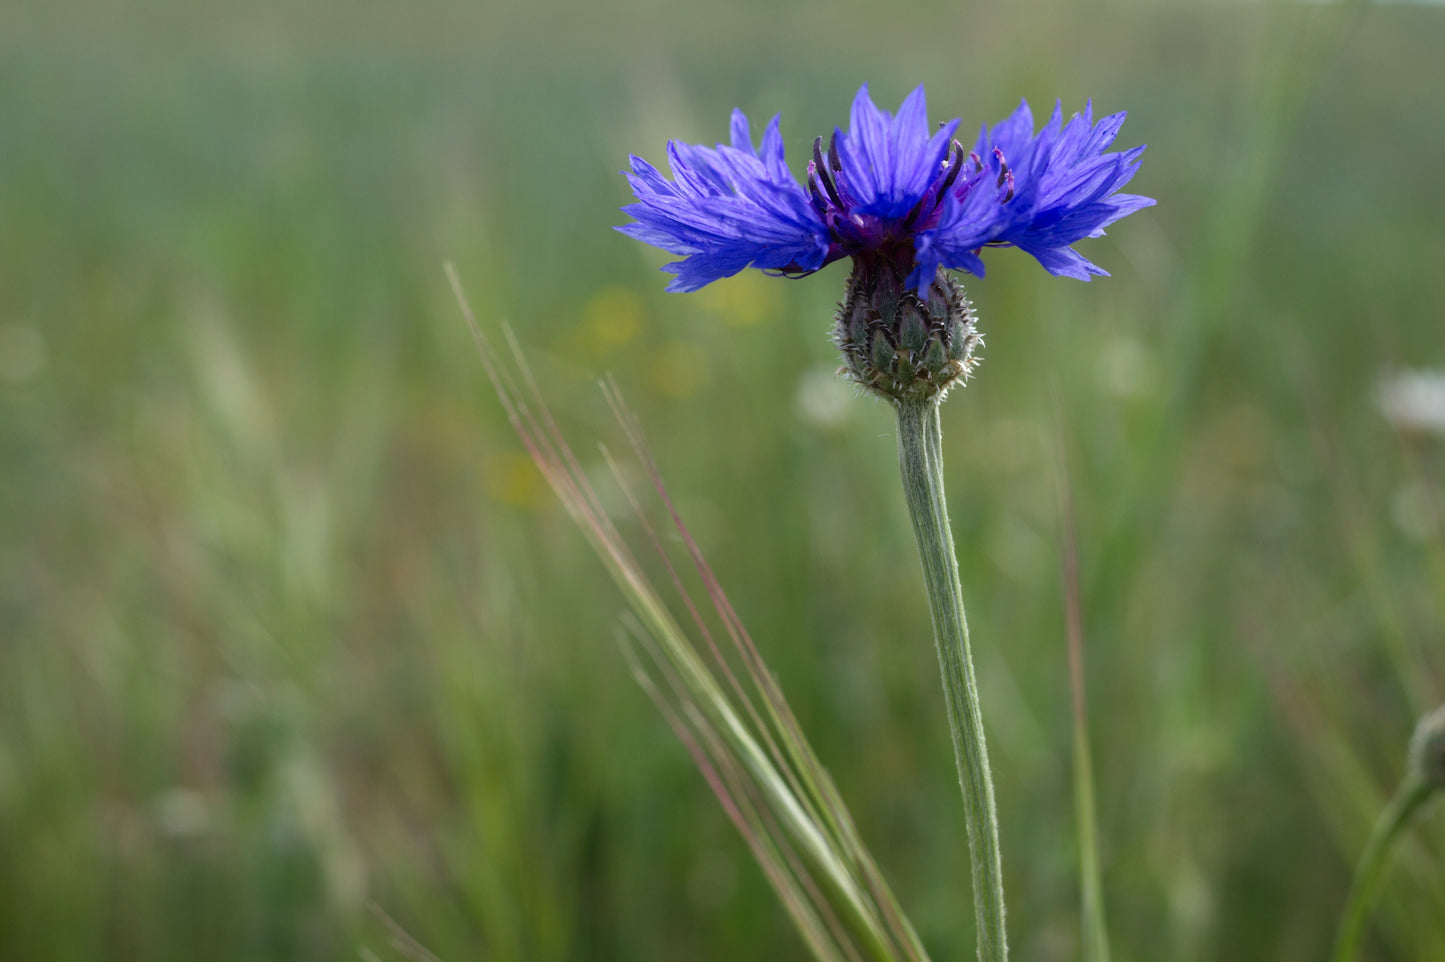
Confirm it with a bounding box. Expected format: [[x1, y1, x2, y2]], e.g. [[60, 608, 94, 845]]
[[1330, 705, 1445, 962], [895, 399, 1008, 962], [834, 252, 981, 405], [448, 265, 932, 962]]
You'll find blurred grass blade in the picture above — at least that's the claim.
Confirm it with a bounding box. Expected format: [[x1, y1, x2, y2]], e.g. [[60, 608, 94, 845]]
[[599, 373, 933, 955], [1331, 706, 1445, 962], [1054, 413, 1112, 962], [447, 264, 930, 962], [1329, 776, 1434, 962]]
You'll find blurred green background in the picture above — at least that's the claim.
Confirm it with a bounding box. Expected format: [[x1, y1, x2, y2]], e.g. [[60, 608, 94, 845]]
[[3, 0, 1444, 959]]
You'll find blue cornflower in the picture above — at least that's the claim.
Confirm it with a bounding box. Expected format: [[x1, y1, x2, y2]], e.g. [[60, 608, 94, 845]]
[[617, 84, 1153, 294], [619, 84, 1153, 403]]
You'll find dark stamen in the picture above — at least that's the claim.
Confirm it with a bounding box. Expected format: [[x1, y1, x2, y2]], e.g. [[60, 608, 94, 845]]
[[812, 136, 844, 209], [901, 196, 927, 230], [935, 140, 966, 197], [993, 147, 1010, 189], [806, 161, 829, 211], [903, 142, 966, 230], [827, 131, 843, 172]]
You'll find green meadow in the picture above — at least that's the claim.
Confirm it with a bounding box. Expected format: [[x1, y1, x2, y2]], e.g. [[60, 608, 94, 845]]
[[3, 1, 1444, 959]]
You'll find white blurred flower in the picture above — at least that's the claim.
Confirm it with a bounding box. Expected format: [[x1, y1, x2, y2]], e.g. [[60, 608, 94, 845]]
[[1376, 370, 1445, 437]]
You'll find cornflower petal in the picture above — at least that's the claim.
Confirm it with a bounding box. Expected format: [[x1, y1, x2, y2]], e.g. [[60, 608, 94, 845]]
[[616, 111, 832, 291]]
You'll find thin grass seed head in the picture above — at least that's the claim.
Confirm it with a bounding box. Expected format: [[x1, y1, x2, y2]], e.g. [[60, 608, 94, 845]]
[[449, 268, 932, 962], [618, 84, 1153, 402], [1408, 704, 1445, 791]]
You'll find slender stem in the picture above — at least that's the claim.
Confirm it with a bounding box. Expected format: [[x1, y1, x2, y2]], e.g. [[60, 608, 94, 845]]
[[1072, 722, 1110, 962], [1330, 775, 1435, 962], [895, 398, 1008, 962], [1057, 429, 1111, 962]]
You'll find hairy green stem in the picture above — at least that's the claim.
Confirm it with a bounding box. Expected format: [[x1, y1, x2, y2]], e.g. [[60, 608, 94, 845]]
[[1330, 775, 1435, 962], [895, 399, 1008, 962]]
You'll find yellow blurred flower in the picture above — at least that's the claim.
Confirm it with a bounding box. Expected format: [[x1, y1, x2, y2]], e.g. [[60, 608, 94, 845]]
[[695, 272, 779, 327], [582, 285, 644, 348], [650, 341, 711, 399], [483, 449, 545, 509]]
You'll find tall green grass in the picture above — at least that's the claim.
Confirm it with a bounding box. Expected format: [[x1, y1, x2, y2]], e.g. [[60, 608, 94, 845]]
[[2, 1, 1444, 960]]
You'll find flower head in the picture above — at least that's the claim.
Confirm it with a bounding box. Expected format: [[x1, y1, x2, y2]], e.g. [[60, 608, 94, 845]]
[[618, 84, 1153, 294], [618, 85, 1153, 404]]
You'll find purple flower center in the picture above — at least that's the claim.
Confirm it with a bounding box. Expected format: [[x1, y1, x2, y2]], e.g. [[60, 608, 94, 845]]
[[806, 133, 1014, 262]]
